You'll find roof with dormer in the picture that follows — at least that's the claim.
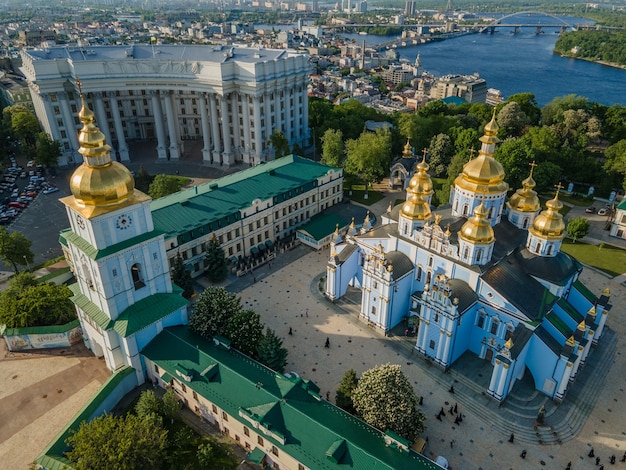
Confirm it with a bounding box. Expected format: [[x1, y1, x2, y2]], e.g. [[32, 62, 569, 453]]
[[142, 326, 441, 470]]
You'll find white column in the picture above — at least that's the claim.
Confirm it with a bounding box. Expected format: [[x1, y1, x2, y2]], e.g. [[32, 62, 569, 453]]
[[435, 328, 445, 363], [242, 93, 251, 164], [40, 93, 61, 141], [263, 91, 272, 135], [488, 360, 500, 392], [219, 93, 232, 165], [163, 91, 180, 160], [418, 319, 429, 352], [285, 84, 293, 145], [150, 91, 168, 160], [496, 364, 508, 397], [302, 80, 310, 144], [231, 92, 241, 163], [93, 92, 112, 147], [110, 97, 130, 161], [441, 331, 452, 366], [274, 85, 282, 134], [253, 96, 263, 162], [556, 362, 573, 398], [293, 85, 302, 149], [59, 92, 80, 157], [209, 93, 221, 163], [199, 92, 212, 163]]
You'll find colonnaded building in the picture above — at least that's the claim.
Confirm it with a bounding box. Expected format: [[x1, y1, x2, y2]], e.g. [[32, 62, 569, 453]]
[[37, 79, 444, 470], [20, 44, 310, 166], [326, 113, 612, 403]]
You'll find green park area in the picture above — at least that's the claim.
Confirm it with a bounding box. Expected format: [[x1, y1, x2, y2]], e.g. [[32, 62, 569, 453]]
[[561, 239, 626, 277]]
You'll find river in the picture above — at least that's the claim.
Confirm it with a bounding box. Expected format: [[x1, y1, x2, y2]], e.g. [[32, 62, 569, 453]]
[[340, 16, 625, 106]]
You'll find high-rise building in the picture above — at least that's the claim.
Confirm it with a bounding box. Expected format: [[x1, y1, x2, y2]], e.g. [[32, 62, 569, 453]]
[[21, 45, 310, 167]]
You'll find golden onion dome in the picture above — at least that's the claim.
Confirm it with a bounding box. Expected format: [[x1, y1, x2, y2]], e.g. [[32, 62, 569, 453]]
[[458, 201, 495, 244], [454, 154, 507, 193], [407, 154, 434, 198], [69, 92, 136, 211], [484, 107, 499, 135], [529, 191, 565, 240], [507, 167, 540, 213], [402, 139, 414, 159], [401, 194, 432, 221]]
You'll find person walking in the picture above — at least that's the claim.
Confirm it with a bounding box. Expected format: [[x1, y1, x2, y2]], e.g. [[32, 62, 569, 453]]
[[324, 337, 330, 348]]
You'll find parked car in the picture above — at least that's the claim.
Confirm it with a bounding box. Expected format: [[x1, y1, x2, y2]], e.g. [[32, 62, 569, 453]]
[[27, 160, 35, 167], [3, 208, 18, 217], [42, 186, 59, 194], [585, 206, 596, 214], [20, 171, 26, 179], [598, 208, 608, 216], [8, 201, 26, 209]]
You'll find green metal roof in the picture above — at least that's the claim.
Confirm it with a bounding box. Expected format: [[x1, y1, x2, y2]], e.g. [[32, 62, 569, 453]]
[[617, 198, 626, 211], [545, 311, 572, 337], [63, 230, 164, 260], [150, 155, 341, 240], [297, 213, 349, 241], [142, 326, 439, 469], [556, 298, 584, 324], [35, 366, 135, 470], [2, 319, 80, 337], [112, 286, 188, 337], [69, 283, 112, 331], [248, 447, 266, 464], [573, 279, 596, 304]]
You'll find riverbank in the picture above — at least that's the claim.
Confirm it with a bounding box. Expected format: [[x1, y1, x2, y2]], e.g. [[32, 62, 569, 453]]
[[556, 52, 626, 71]]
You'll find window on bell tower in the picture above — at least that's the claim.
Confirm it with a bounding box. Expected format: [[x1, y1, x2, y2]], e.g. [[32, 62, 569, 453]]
[[131, 263, 145, 290]]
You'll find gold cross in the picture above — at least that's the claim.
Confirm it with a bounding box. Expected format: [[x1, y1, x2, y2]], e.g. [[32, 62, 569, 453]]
[[529, 160, 537, 177], [468, 148, 476, 160], [422, 148, 428, 159], [554, 182, 564, 195], [75, 76, 83, 95]]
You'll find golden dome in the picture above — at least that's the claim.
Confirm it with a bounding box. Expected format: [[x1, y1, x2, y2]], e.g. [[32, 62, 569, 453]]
[[529, 190, 565, 240], [454, 107, 508, 194], [459, 201, 495, 244], [401, 194, 432, 221], [407, 153, 434, 198], [507, 166, 540, 213], [62, 90, 149, 218], [402, 139, 414, 159]]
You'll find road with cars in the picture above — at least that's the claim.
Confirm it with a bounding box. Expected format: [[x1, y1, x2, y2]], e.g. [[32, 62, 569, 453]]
[[1, 156, 71, 271]]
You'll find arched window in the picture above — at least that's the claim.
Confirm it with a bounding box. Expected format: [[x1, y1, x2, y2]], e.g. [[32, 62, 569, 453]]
[[490, 318, 499, 335], [536, 242, 542, 254], [476, 249, 482, 262], [454, 200, 459, 212], [82, 263, 94, 291], [463, 246, 469, 260], [417, 266, 422, 282], [462, 204, 469, 216], [547, 244, 553, 255], [488, 206, 493, 219], [523, 218, 529, 229], [426, 271, 432, 285], [403, 223, 408, 235], [371, 306, 376, 316], [131, 263, 145, 290]]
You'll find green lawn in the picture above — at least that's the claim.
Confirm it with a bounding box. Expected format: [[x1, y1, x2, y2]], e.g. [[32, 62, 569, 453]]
[[561, 239, 626, 277], [543, 192, 594, 207], [347, 189, 385, 206]]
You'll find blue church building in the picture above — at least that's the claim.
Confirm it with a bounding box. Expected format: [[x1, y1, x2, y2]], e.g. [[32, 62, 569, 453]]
[[326, 112, 611, 403]]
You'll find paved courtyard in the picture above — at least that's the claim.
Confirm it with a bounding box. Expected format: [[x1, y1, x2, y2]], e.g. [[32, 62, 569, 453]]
[[235, 246, 626, 470]]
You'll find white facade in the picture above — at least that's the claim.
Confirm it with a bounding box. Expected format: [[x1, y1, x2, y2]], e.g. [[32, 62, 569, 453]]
[[21, 45, 310, 167]]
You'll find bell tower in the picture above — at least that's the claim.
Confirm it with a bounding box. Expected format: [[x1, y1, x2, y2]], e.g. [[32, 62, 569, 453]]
[[59, 81, 188, 379]]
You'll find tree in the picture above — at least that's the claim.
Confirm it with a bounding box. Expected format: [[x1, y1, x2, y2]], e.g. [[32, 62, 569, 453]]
[[224, 309, 264, 356], [335, 369, 359, 414], [604, 139, 626, 189], [321, 128, 344, 167], [189, 287, 242, 338], [352, 363, 425, 442], [344, 129, 392, 195], [135, 165, 153, 193], [35, 132, 61, 168], [256, 328, 288, 373], [0, 282, 76, 328], [291, 142, 303, 157], [507, 93, 541, 126], [269, 130, 290, 158], [567, 217, 590, 242], [66, 413, 168, 470], [171, 253, 194, 299], [494, 138, 534, 191], [204, 233, 228, 283], [3, 105, 40, 148], [162, 389, 182, 424], [148, 174, 188, 199], [196, 441, 214, 469], [0, 227, 34, 273], [135, 389, 164, 418], [428, 133, 455, 177], [497, 102, 528, 137]]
